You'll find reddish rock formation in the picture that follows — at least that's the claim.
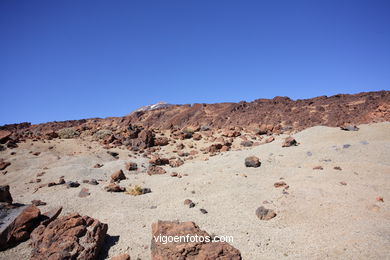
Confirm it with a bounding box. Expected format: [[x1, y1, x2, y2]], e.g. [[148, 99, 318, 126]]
[[30, 213, 108, 260], [0, 204, 41, 250], [151, 220, 241, 260], [245, 156, 261, 168]]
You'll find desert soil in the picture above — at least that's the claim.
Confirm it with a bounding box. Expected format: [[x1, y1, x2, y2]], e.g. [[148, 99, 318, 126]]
[[1, 122, 389, 260]]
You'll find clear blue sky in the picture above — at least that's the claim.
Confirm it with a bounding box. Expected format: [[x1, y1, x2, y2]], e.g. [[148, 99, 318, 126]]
[[1, 1, 389, 125]]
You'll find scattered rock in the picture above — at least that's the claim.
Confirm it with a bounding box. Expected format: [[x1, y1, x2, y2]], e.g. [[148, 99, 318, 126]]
[[255, 206, 277, 220], [78, 188, 90, 198], [111, 254, 131, 260], [66, 181, 80, 188], [149, 156, 169, 166], [343, 144, 351, 149], [265, 136, 275, 143], [105, 184, 125, 192], [245, 156, 261, 168], [0, 185, 13, 203], [125, 162, 138, 171], [192, 133, 202, 140], [111, 169, 126, 182], [30, 213, 108, 260], [339, 181, 347, 186], [151, 221, 241, 259], [376, 196, 384, 202], [282, 137, 298, 147], [274, 181, 287, 188], [93, 163, 103, 168], [313, 166, 323, 170], [169, 158, 184, 168], [147, 166, 166, 175], [334, 166, 342, 170], [32, 152, 41, 156], [31, 200, 47, 206], [108, 151, 119, 159], [341, 125, 359, 131], [155, 137, 169, 146], [0, 160, 11, 171], [41, 207, 63, 226], [240, 140, 253, 147], [200, 208, 208, 214]]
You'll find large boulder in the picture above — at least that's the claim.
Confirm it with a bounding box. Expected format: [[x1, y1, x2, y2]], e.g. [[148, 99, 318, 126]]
[[30, 213, 108, 260], [151, 220, 241, 260], [130, 130, 155, 149], [0, 204, 41, 250], [111, 169, 126, 182]]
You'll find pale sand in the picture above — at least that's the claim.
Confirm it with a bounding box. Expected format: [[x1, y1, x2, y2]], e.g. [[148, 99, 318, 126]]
[[1, 122, 389, 259]]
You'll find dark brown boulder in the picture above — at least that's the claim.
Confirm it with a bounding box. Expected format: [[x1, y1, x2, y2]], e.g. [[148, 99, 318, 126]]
[[0, 185, 12, 204], [245, 156, 261, 168], [0, 204, 41, 250], [30, 213, 108, 260], [151, 220, 241, 260]]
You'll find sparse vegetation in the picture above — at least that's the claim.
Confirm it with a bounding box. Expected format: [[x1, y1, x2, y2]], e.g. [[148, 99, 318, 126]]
[[57, 127, 80, 139], [126, 185, 151, 196], [93, 129, 112, 140]]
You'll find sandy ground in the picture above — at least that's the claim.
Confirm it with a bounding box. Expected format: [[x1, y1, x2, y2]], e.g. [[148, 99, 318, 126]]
[[1, 122, 390, 260]]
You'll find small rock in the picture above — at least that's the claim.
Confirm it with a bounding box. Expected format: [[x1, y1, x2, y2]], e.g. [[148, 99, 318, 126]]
[[255, 206, 277, 220], [147, 166, 166, 175], [78, 188, 90, 198], [66, 181, 80, 188], [111, 169, 126, 182], [282, 137, 298, 147], [376, 196, 384, 202], [0, 160, 11, 171], [31, 200, 47, 206], [343, 144, 351, 149], [105, 184, 125, 192], [200, 208, 208, 214], [313, 166, 323, 170], [339, 181, 347, 186], [340, 125, 359, 131], [240, 140, 253, 147], [111, 254, 131, 260], [245, 156, 261, 168], [125, 162, 138, 171], [93, 163, 103, 168], [274, 181, 287, 188], [334, 166, 342, 170], [0, 185, 13, 203]]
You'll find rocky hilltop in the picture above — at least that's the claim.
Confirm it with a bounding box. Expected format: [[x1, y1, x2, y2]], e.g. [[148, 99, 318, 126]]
[[0, 91, 389, 151]]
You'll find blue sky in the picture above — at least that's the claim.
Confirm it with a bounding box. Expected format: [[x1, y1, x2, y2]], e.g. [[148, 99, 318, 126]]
[[1, 0, 389, 125]]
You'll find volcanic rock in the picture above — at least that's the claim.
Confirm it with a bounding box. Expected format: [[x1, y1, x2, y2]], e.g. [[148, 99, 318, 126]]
[[0, 204, 41, 250], [0, 160, 11, 171], [148, 166, 166, 175], [105, 184, 125, 192], [30, 213, 108, 260], [111, 169, 126, 182], [0, 185, 12, 204], [245, 156, 261, 168], [151, 221, 241, 260], [255, 206, 277, 220], [282, 137, 298, 147]]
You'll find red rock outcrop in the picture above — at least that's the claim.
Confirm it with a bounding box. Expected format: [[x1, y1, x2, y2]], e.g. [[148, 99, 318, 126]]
[[151, 220, 241, 260]]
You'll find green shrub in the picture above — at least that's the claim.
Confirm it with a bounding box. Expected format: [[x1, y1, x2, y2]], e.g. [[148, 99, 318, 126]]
[[93, 129, 112, 140]]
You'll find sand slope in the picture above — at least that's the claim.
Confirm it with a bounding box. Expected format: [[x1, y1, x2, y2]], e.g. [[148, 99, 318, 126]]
[[1, 122, 389, 259]]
